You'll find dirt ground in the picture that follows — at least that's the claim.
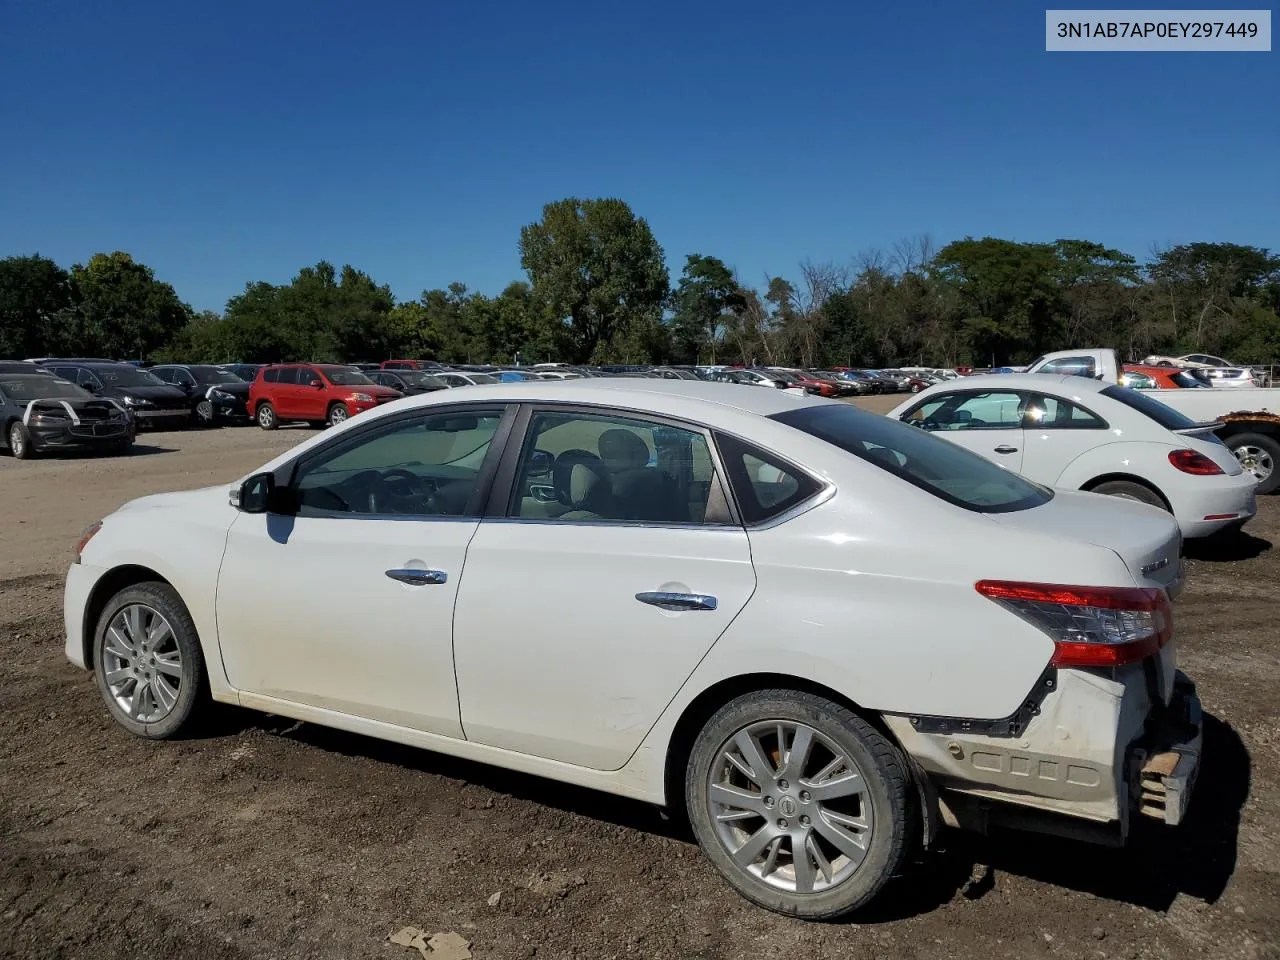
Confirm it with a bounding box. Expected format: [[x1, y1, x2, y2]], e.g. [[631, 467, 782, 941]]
[[1, 405, 1277, 960]]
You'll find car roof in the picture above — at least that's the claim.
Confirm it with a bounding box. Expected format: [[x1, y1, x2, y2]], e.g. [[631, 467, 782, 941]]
[[0, 373, 65, 382], [928, 373, 1110, 395]]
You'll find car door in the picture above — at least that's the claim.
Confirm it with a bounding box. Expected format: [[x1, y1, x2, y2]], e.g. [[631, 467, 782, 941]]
[[902, 389, 1026, 473], [1019, 391, 1110, 485], [216, 404, 514, 736], [452, 406, 757, 771], [294, 365, 326, 420]]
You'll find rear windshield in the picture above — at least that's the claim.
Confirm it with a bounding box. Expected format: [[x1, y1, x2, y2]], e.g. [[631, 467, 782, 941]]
[[0, 378, 89, 400], [1100, 385, 1200, 430], [771, 405, 1053, 513]]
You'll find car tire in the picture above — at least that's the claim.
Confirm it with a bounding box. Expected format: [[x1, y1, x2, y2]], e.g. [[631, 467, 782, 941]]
[[193, 399, 215, 427], [1090, 479, 1167, 510], [326, 403, 350, 427], [92, 582, 209, 739], [8, 421, 34, 459], [1225, 432, 1280, 495], [256, 402, 278, 430], [686, 689, 910, 920]]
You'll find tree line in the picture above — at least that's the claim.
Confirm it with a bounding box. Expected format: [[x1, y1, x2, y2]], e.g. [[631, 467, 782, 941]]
[[2, 198, 1278, 369]]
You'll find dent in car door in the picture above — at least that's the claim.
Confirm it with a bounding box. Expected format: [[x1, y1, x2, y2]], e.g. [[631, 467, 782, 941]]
[[452, 408, 755, 771]]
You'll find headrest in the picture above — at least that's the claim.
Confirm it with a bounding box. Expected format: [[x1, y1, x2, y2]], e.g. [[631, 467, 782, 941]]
[[598, 428, 650, 471], [567, 462, 609, 508], [553, 449, 606, 506]]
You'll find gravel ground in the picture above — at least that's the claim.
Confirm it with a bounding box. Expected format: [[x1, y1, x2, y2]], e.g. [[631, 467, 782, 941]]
[[1, 407, 1277, 960]]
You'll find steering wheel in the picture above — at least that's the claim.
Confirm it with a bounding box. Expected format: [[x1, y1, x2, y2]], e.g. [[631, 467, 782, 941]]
[[376, 468, 432, 514]]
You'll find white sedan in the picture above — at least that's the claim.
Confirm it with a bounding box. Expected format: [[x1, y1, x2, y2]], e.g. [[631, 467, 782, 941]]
[[888, 374, 1257, 539], [65, 380, 1202, 919]]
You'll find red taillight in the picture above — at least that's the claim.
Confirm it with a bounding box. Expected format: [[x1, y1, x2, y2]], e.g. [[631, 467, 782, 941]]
[[1168, 448, 1223, 475], [975, 580, 1172, 668]]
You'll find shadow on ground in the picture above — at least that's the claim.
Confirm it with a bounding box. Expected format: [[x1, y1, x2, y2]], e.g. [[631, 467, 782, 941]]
[[199, 708, 1249, 921]]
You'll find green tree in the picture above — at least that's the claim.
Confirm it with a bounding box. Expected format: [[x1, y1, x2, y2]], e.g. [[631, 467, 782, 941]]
[[68, 252, 191, 359], [0, 254, 72, 358], [669, 254, 745, 363], [519, 198, 669, 363]]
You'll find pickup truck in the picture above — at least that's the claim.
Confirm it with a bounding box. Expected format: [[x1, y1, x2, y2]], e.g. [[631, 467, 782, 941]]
[[1025, 349, 1280, 493]]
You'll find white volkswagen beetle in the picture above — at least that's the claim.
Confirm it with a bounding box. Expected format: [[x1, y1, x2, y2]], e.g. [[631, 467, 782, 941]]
[[888, 374, 1258, 539], [64, 380, 1202, 919]]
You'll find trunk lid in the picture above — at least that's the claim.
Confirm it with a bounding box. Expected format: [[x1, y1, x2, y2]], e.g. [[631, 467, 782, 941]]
[[987, 489, 1183, 593]]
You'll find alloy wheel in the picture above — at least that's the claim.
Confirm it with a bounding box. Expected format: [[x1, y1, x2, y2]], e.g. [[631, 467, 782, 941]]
[[100, 604, 183, 723], [328, 405, 349, 425], [195, 400, 214, 424], [9, 423, 25, 456], [1234, 444, 1274, 484], [707, 720, 873, 895]]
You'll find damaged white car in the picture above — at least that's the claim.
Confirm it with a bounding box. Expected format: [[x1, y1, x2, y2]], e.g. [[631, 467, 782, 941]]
[[63, 380, 1201, 918]]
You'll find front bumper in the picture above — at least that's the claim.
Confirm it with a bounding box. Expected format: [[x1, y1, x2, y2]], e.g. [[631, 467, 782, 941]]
[[29, 420, 133, 451], [885, 657, 1203, 841], [130, 408, 190, 428]]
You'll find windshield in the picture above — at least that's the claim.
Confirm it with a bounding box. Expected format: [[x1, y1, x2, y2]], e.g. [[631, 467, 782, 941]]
[[772, 405, 1053, 513], [402, 373, 447, 388], [1100, 385, 1201, 430], [93, 367, 166, 387], [324, 369, 374, 385], [464, 373, 497, 384], [0, 378, 90, 401], [190, 365, 244, 384], [1171, 370, 1210, 388]]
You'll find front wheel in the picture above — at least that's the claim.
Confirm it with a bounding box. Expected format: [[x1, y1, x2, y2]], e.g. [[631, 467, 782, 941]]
[[92, 582, 208, 739], [327, 403, 350, 427], [256, 402, 278, 430], [1226, 432, 1280, 495], [193, 399, 215, 427], [686, 690, 910, 919], [8, 421, 33, 459]]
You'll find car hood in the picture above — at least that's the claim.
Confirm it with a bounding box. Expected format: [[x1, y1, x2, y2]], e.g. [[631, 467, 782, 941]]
[[987, 489, 1182, 592], [115, 484, 229, 516], [100, 384, 188, 402], [208, 381, 251, 397]]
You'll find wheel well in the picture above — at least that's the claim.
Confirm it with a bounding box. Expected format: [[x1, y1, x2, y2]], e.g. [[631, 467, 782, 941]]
[[1216, 420, 1280, 442], [662, 673, 894, 813], [1080, 473, 1171, 510], [81, 565, 171, 668]]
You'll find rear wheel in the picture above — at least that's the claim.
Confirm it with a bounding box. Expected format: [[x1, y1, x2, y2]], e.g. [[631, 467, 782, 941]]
[[256, 402, 278, 430], [686, 689, 909, 919], [1226, 432, 1280, 494], [8, 421, 33, 459], [1090, 479, 1167, 510], [92, 582, 208, 739]]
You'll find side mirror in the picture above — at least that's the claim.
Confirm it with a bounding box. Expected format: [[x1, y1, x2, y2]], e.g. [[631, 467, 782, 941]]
[[232, 472, 275, 513]]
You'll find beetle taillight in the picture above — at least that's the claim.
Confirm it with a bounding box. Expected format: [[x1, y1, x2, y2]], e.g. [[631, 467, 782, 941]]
[[1168, 449, 1223, 475]]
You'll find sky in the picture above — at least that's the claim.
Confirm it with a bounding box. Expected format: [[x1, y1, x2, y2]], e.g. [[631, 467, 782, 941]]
[[1, 0, 1276, 312]]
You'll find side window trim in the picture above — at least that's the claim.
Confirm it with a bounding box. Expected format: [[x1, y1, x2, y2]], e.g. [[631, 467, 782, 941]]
[[274, 402, 518, 520], [482, 401, 740, 527]]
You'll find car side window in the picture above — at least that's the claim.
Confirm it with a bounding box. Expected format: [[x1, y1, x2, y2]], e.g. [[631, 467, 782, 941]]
[[1123, 372, 1156, 390], [292, 409, 505, 518], [280, 367, 303, 385], [172, 369, 195, 386], [75, 369, 100, 391], [152, 368, 173, 383], [1024, 394, 1107, 429], [510, 411, 719, 524], [1038, 356, 1097, 378], [715, 433, 822, 524], [905, 391, 1025, 431], [296, 367, 319, 386]]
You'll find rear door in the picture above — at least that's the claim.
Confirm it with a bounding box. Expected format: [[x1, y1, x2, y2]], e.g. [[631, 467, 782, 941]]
[[901, 389, 1026, 473], [452, 405, 756, 770]]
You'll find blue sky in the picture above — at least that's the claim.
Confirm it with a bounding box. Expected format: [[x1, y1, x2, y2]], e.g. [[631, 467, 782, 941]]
[[1, 0, 1276, 311]]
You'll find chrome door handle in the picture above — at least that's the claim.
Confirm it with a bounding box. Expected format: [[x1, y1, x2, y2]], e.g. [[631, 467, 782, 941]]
[[385, 568, 448, 586], [635, 591, 718, 611], [993, 445, 1019, 454]]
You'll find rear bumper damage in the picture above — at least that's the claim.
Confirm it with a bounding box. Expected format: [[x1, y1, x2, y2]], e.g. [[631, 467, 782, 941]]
[[885, 665, 1203, 844]]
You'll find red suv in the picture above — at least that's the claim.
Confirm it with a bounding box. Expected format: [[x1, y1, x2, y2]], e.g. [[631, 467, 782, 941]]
[[250, 363, 402, 429]]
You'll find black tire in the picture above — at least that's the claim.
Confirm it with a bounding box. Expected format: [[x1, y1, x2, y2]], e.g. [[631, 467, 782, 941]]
[[1090, 479, 1167, 510], [1158, 360, 1174, 366], [92, 582, 208, 739], [1225, 432, 1280, 495], [193, 399, 215, 427], [8, 421, 34, 459], [326, 402, 351, 427], [256, 401, 278, 430], [686, 689, 910, 919]]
